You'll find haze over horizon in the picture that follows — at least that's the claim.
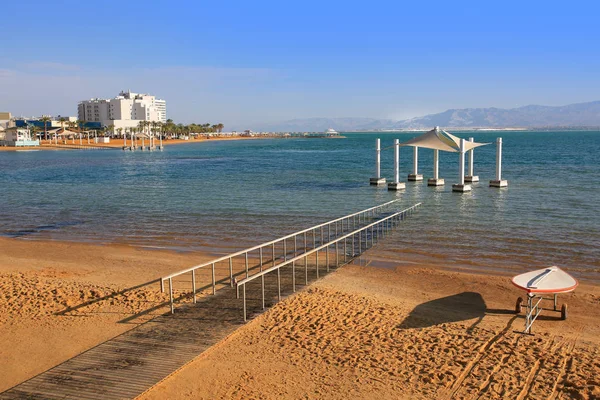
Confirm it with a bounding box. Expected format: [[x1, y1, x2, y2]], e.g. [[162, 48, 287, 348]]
[[2, 1, 599, 130]]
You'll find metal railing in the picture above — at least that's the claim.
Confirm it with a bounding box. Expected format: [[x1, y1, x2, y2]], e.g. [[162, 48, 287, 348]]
[[236, 203, 422, 320], [161, 199, 406, 313]]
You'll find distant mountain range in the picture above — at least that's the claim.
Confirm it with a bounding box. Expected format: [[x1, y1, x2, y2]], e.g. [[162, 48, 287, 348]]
[[253, 101, 600, 132]]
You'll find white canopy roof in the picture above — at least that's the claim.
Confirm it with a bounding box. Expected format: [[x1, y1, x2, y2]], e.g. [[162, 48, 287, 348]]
[[400, 127, 488, 152], [47, 128, 82, 136]]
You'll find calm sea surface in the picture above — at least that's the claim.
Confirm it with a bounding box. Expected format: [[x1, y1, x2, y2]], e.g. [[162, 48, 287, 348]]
[[1, 132, 599, 280]]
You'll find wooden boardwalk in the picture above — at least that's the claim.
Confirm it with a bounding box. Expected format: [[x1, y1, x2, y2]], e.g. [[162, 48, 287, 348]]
[[0, 287, 246, 400], [0, 261, 328, 400]]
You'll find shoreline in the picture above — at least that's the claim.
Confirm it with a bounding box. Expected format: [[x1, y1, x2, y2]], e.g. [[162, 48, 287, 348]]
[[0, 135, 274, 152], [4, 234, 599, 284]]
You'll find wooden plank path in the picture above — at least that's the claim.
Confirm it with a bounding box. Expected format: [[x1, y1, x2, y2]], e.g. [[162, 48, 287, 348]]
[[1, 204, 417, 399], [0, 259, 330, 400], [0, 287, 246, 400]]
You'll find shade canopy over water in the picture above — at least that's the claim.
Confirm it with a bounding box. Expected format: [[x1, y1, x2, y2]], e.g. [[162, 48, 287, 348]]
[[400, 126, 488, 152]]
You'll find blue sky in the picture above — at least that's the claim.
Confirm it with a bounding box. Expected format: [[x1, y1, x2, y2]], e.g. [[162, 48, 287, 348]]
[[1, 0, 599, 129]]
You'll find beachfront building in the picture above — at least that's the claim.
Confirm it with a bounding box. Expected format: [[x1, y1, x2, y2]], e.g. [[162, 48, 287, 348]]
[[77, 91, 167, 130], [0, 127, 40, 147]]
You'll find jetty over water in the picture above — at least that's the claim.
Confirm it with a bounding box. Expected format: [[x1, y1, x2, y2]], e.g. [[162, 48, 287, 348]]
[[0, 200, 421, 400]]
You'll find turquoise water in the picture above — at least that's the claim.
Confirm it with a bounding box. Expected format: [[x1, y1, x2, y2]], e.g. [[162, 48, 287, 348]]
[[1, 132, 599, 280]]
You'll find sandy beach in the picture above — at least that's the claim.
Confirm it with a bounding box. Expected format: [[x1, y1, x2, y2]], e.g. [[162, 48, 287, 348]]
[[140, 262, 600, 400], [1, 237, 598, 399]]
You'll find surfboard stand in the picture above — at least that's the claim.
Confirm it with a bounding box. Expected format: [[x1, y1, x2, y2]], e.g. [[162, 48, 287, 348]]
[[512, 266, 576, 335], [516, 293, 567, 335]]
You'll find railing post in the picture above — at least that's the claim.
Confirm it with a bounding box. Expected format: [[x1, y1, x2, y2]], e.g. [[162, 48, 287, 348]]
[[326, 245, 330, 272], [192, 269, 196, 303], [243, 284, 247, 322], [245, 252, 249, 278], [283, 239, 287, 261], [292, 258, 296, 292], [277, 268, 281, 301], [229, 258, 233, 287], [272, 243, 276, 267], [261, 271, 265, 309], [344, 238, 347, 261], [304, 231, 307, 253], [335, 241, 339, 266], [359, 231, 362, 254], [316, 250, 319, 278], [313, 229, 316, 249], [169, 277, 174, 314], [211, 263, 216, 295], [305, 255, 308, 284]]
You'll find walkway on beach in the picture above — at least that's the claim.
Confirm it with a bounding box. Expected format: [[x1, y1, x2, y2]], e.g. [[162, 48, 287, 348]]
[[1, 202, 421, 399], [0, 260, 331, 400]]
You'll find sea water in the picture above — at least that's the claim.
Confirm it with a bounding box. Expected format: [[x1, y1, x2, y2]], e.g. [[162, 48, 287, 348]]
[[1, 131, 599, 280]]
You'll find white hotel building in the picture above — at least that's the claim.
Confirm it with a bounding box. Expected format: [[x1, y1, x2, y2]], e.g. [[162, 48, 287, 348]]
[[78, 91, 166, 130]]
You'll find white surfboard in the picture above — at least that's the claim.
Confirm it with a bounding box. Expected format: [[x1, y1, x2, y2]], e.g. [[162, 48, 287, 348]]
[[512, 266, 578, 294]]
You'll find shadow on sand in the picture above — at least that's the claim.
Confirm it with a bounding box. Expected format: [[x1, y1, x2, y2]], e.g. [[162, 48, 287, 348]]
[[397, 292, 516, 331]]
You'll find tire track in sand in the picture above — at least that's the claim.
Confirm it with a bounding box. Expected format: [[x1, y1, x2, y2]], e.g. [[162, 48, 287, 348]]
[[475, 333, 523, 399], [443, 316, 518, 399], [514, 335, 561, 400], [546, 326, 583, 400]]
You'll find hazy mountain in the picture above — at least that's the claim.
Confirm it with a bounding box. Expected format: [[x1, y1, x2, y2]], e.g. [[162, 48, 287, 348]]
[[250, 101, 600, 131], [394, 101, 600, 129], [256, 117, 397, 132]]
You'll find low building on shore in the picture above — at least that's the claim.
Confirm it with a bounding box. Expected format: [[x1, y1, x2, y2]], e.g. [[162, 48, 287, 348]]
[[0, 127, 40, 147]]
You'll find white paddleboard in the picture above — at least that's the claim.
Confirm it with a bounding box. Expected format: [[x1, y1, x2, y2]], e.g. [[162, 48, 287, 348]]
[[512, 266, 578, 294]]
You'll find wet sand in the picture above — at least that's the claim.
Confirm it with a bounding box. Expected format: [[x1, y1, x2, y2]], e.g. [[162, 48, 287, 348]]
[[1, 237, 599, 399]]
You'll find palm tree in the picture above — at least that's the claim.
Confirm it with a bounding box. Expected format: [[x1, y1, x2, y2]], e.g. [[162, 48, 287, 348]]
[[216, 123, 224, 133], [106, 124, 115, 138], [29, 124, 42, 142], [138, 121, 146, 137], [40, 116, 51, 141]]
